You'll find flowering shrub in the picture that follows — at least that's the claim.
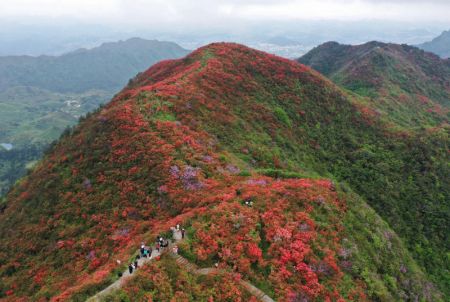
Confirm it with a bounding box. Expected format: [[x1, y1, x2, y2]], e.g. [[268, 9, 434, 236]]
[[0, 42, 444, 301], [103, 255, 254, 301]]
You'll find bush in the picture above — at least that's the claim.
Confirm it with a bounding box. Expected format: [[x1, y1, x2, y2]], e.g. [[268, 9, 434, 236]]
[[273, 107, 292, 127]]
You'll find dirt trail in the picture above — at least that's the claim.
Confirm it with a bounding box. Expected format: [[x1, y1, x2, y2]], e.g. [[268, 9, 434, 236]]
[[87, 229, 275, 302]]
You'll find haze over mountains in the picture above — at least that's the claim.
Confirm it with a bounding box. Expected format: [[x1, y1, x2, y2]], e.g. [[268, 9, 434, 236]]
[[417, 30, 450, 59], [0, 38, 189, 195], [0, 42, 447, 301]]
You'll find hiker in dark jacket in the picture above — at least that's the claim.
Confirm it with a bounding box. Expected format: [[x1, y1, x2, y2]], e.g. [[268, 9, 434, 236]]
[[134, 260, 138, 269], [128, 264, 133, 274], [181, 228, 186, 239]]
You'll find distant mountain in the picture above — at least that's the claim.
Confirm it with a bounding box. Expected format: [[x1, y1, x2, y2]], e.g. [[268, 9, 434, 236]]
[[0, 43, 446, 301], [417, 30, 450, 59], [0, 37, 190, 93], [298, 41, 450, 128], [0, 38, 189, 195]]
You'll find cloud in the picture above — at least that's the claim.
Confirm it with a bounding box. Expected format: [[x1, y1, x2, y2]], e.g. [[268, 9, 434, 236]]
[[1, 0, 449, 26]]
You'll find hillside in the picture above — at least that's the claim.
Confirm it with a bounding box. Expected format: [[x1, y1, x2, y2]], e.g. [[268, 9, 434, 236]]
[[0, 38, 189, 196], [298, 41, 450, 128], [0, 37, 189, 93], [418, 30, 450, 59], [0, 43, 447, 301]]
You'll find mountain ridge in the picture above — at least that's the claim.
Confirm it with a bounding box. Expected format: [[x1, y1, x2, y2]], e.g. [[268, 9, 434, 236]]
[[0, 42, 446, 301], [0, 37, 190, 93], [417, 30, 450, 59], [298, 41, 450, 128]]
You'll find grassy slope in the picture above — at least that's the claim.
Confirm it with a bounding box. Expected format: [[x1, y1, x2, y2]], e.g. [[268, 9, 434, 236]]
[[0, 43, 446, 301]]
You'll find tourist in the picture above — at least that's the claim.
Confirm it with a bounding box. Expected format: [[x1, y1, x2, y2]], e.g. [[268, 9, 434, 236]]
[[128, 264, 133, 274], [163, 239, 169, 248], [181, 228, 185, 239]]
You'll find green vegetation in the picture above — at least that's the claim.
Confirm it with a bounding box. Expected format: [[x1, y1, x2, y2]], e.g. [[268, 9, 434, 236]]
[[273, 106, 292, 127], [0, 42, 447, 301], [0, 38, 189, 93], [340, 184, 440, 301], [299, 42, 449, 294], [299, 41, 450, 128], [101, 255, 255, 302], [0, 38, 189, 196]]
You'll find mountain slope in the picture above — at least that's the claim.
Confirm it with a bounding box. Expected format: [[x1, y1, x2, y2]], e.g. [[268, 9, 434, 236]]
[[298, 41, 450, 128], [418, 30, 450, 59], [0, 43, 446, 301], [0, 38, 189, 196], [0, 38, 190, 93]]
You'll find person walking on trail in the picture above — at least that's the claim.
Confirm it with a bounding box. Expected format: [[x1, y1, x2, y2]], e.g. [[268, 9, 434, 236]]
[[172, 245, 178, 254], [156, 242, 160, 252], [134, 259, 138, 269], [159, 237, 166, 250], [181, 228, 185, 239], [140, 243, 145, 256], [147, 248, 151, 258], [128, 264, 133, 274], [163, 239, 169, 248], [176, 224, 180, 231]]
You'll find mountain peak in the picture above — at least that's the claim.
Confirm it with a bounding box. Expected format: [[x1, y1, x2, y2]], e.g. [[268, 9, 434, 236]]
[[299, 40, 449, 127], [418, 29, 450, 58], [0, 42, 446, 301]]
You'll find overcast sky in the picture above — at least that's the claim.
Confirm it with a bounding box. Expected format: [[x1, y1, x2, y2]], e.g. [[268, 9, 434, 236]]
[[2, 0, 450, 28]]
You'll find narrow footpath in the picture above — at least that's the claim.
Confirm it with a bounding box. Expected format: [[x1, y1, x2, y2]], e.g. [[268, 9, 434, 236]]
[[87, 229, 275, 302]]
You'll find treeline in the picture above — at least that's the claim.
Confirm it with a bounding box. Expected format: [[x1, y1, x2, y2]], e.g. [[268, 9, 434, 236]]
[[0, 144, 45, 196]]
